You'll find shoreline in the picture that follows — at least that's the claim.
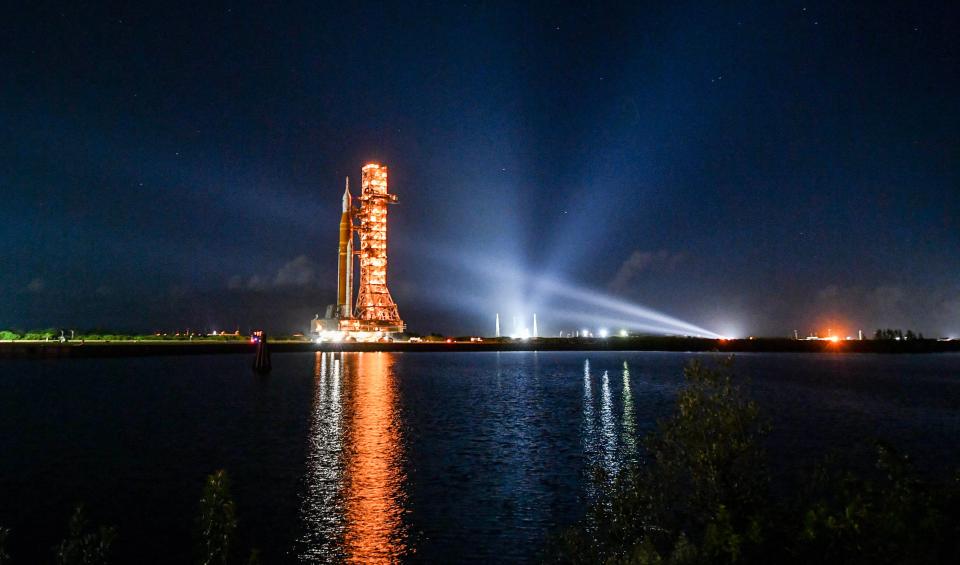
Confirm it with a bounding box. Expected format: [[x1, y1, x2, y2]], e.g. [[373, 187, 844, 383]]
[[2, 337, 958, 359]]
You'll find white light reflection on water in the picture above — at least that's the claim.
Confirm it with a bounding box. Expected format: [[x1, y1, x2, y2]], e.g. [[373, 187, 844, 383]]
[[582, 359, 595, 454], [582, 359, 602, 500], [299, 352, 346, 562], [622, 361, 637, 461], [299, 352, 408, 563], [583, 359, 642, 491], [599, 370, 618, 477]]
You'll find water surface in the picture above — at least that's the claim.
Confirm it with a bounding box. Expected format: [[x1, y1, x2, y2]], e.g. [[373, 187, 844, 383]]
[[1, 351, 958, 563]]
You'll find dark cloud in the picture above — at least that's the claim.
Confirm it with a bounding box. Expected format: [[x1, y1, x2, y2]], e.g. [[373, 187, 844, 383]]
[[25, 278, 44, 293], [227, 256, 319, 292], [809, 283, 958, 337], [609, 250, 685, 293], [273, 256, 317, 287]]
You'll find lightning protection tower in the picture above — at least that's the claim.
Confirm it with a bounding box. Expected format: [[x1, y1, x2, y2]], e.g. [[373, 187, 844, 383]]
[[352, 163, 404, 332]]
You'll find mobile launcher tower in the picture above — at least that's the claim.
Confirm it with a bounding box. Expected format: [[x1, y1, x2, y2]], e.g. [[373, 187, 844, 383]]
[[312, 163, 405, 341]]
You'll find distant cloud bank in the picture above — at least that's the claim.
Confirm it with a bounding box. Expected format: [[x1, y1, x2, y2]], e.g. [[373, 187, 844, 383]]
[[227, 255, 319, 291]]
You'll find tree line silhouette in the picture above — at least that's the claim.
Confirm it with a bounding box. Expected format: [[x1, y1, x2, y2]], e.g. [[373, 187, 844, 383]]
[[874, 328, 925, 340]]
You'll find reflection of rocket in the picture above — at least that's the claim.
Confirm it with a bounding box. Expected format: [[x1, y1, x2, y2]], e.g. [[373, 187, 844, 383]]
[[337, 178, 353, 318]]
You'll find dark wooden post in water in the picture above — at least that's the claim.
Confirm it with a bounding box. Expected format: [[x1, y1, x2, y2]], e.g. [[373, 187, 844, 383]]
[[253, 331, 271, 374]]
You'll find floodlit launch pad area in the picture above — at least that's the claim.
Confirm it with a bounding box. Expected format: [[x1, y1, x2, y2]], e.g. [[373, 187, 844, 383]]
[[312, 163, 405, 342]]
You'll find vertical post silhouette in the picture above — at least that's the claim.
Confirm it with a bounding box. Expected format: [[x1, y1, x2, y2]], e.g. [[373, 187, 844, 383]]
[[253, 331, 271, 374]]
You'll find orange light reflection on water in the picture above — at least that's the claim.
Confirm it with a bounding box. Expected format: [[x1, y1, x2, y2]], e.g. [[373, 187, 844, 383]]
[[299, 352, 407, 563], [343, 352, 407, 563]]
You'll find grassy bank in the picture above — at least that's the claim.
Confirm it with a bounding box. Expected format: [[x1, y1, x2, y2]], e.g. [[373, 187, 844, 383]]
[[2, 336, 959, 359]]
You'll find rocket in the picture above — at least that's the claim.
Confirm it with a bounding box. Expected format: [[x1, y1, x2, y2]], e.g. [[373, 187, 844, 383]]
[[337, 177, 354, 318]]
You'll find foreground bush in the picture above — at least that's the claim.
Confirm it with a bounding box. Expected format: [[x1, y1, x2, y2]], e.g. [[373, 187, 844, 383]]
[[0, 470, 261, 564], [197, 470, 237, 565], [55, 507, 116, 565], [793, 443, 960, 564], [552, 358, 960, 564], [553, 358, 770, 563]]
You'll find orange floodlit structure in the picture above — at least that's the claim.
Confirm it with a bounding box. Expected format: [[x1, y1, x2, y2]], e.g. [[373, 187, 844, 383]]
[[350, 164, 403, 331], [337, 179, 354, 318], [315, 163, 404, 340]]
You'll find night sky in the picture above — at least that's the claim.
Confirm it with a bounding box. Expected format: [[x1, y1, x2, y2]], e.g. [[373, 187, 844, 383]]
[[3, 1, 958, 337]]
